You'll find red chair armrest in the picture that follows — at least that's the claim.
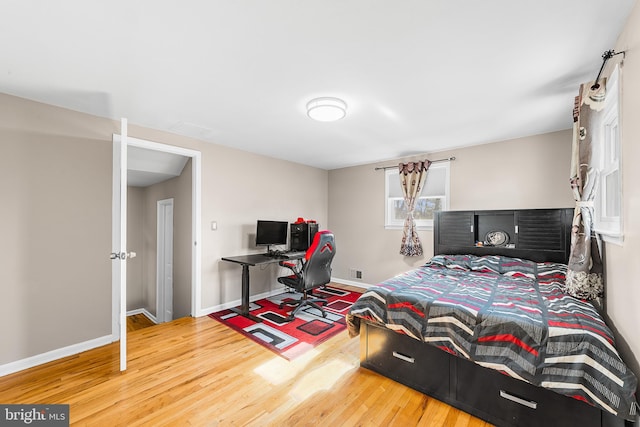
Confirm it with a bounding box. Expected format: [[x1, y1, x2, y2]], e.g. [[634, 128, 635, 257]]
[[280, 261, 296, 268]]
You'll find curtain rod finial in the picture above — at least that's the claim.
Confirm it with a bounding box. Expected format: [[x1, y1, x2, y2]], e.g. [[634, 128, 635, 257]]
[[591, 49, 625, 92]]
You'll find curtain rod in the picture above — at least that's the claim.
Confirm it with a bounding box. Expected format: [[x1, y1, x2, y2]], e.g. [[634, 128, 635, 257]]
[[374, 156, 456, 171], [591, 49, 625, 91]]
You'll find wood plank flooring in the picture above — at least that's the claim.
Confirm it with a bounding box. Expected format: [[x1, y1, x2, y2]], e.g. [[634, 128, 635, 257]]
[[127, 313, 156, 332], [0, 287, 492, 427]]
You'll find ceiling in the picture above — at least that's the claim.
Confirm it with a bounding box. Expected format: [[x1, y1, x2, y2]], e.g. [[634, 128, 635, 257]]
[[1, 1, 635, 170], [128, 146, 189, 187]]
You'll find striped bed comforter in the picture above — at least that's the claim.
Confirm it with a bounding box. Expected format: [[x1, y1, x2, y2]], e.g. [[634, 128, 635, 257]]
[[346, 254, 638, 420]]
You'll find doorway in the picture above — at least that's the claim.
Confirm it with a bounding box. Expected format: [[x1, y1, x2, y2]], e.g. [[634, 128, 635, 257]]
[[112, 133, 202, 370]]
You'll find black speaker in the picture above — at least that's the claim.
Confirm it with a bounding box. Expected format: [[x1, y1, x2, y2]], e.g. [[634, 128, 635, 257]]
[[290, 222, 319, 251]]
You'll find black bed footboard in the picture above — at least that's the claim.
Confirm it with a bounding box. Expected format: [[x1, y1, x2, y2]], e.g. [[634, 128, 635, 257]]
[[359, 321, 627, 427]]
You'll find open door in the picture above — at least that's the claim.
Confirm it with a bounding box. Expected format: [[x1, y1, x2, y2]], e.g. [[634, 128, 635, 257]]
[[111, 118, 128, 371]]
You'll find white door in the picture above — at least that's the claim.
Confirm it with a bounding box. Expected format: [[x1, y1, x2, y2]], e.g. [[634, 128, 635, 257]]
[[111, 119, 128, 371], [157, 198, 174, 323]]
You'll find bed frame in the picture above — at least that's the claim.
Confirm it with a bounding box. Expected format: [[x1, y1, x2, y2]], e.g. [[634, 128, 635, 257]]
[[358, 208, 631, 427]]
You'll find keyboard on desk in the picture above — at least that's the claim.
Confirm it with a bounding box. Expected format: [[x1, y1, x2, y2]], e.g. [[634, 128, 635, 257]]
[[262, 250, 306, 259], [281, 251, 306, 259]]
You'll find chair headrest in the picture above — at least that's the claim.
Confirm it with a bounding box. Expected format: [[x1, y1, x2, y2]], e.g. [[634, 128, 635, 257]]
[[306, 230, 334, 260]]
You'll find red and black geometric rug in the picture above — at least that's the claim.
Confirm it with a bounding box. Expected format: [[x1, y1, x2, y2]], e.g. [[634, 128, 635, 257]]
[[208, 286, 362, 360]]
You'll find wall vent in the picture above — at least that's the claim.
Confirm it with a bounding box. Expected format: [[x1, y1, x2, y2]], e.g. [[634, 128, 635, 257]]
[[350, 268, 363, 280]]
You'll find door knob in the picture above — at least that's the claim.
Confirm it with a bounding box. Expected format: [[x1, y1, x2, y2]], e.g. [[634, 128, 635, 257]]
[[110, 251, 131, 260], [110, 252, 121, 260]]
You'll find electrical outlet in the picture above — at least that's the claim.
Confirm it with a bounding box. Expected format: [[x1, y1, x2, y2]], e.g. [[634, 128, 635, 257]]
[[350, 268, 363, 280], [356, 270, 363, 279]]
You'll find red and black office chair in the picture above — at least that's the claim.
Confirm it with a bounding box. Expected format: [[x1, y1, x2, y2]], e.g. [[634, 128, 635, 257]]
[[277, 230, 336, 321]]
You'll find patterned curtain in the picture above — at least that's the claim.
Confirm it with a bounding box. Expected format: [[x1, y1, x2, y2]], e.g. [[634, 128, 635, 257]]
[[565, 81, 604, 300], [399, 160, 431, 256]]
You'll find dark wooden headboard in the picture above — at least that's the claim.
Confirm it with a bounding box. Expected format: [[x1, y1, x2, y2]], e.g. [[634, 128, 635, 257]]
[[434, 208, 574, 264]]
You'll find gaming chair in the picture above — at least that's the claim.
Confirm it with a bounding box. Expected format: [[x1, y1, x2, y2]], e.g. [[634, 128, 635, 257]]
[[277, 230, 336, 321]]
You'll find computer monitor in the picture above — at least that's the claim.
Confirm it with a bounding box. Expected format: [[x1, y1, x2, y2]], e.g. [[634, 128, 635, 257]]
[[255, 220, 288, 250]]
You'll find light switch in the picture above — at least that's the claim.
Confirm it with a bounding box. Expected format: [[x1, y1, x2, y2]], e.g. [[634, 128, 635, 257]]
[[211, 221, 218, 231]]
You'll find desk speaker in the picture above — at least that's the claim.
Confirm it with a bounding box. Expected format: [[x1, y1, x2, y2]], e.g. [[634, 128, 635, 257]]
[[290, 222, 319, 251]]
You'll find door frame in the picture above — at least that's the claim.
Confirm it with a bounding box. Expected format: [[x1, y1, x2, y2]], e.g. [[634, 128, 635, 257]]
[[112, 135, 202, 341], [156, 198, 174, 323]]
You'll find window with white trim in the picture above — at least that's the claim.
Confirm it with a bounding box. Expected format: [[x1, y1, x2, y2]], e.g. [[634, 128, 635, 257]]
[[594, 64, 623, 244], [385, 161, 450, 229]]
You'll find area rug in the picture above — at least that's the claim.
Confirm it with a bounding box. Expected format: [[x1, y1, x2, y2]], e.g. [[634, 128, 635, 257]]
[[209, 286, 362, 360]]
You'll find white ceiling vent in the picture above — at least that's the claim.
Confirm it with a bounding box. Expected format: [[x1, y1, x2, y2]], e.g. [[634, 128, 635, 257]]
[[169, 121, 218, 141]]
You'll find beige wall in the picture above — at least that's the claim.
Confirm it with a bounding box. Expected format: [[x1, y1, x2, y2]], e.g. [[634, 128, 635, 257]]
[[602, 1, 640, 378], [126, 160, 193, 320], [0, 93, 328, 366], [328, 130, 574, 285], [445, 131, 574, 211], [166, 159, 193, 320], [126, 137, 329, 311], [139, 159, 193, 319], [127, 186, 144, 310], [0, 100, 113, 365]]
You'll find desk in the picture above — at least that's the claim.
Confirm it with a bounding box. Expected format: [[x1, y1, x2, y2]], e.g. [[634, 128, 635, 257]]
[[221, 253, 304, 322]]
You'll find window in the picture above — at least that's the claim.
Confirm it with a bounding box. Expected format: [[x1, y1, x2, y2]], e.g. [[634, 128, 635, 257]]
[[385, 161, 450, 229], [594, 64, 623, 245]]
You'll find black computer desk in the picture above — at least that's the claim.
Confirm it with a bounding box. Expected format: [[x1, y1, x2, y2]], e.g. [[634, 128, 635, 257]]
[[221, 253, 305, 322]]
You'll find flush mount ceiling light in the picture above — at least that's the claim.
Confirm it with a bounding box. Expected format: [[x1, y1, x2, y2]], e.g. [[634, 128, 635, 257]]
[[306, 97, 347, 122]]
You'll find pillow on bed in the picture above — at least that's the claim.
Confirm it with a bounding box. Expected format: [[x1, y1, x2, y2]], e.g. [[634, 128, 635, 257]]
[[429, 254, 537, 278], [467, 255, 502, 274], [429, 254, 534, 276], [465, 255, 535, 278], [429, 254, 567, 281], [536, 262, 567, 282], [428, 255, 536, 279], [428, 254, 474, 271]]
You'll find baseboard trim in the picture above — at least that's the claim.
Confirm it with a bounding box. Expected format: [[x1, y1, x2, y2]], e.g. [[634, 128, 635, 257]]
[[330, 277, 371, 289], [127, 308, 157, 324], [0, 334, 114, 378]]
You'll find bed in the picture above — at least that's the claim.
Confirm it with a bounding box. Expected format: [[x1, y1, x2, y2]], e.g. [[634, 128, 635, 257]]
[[346, 208, 638, 427]]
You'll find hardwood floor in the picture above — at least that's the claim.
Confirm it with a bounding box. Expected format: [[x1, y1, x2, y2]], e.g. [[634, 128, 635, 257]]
[[127, 313, 157, 332], [0, 289, 492, 427]]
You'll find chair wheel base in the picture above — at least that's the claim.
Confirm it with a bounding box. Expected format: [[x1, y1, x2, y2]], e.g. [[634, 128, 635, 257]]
[[279, 297, 328, 322]]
